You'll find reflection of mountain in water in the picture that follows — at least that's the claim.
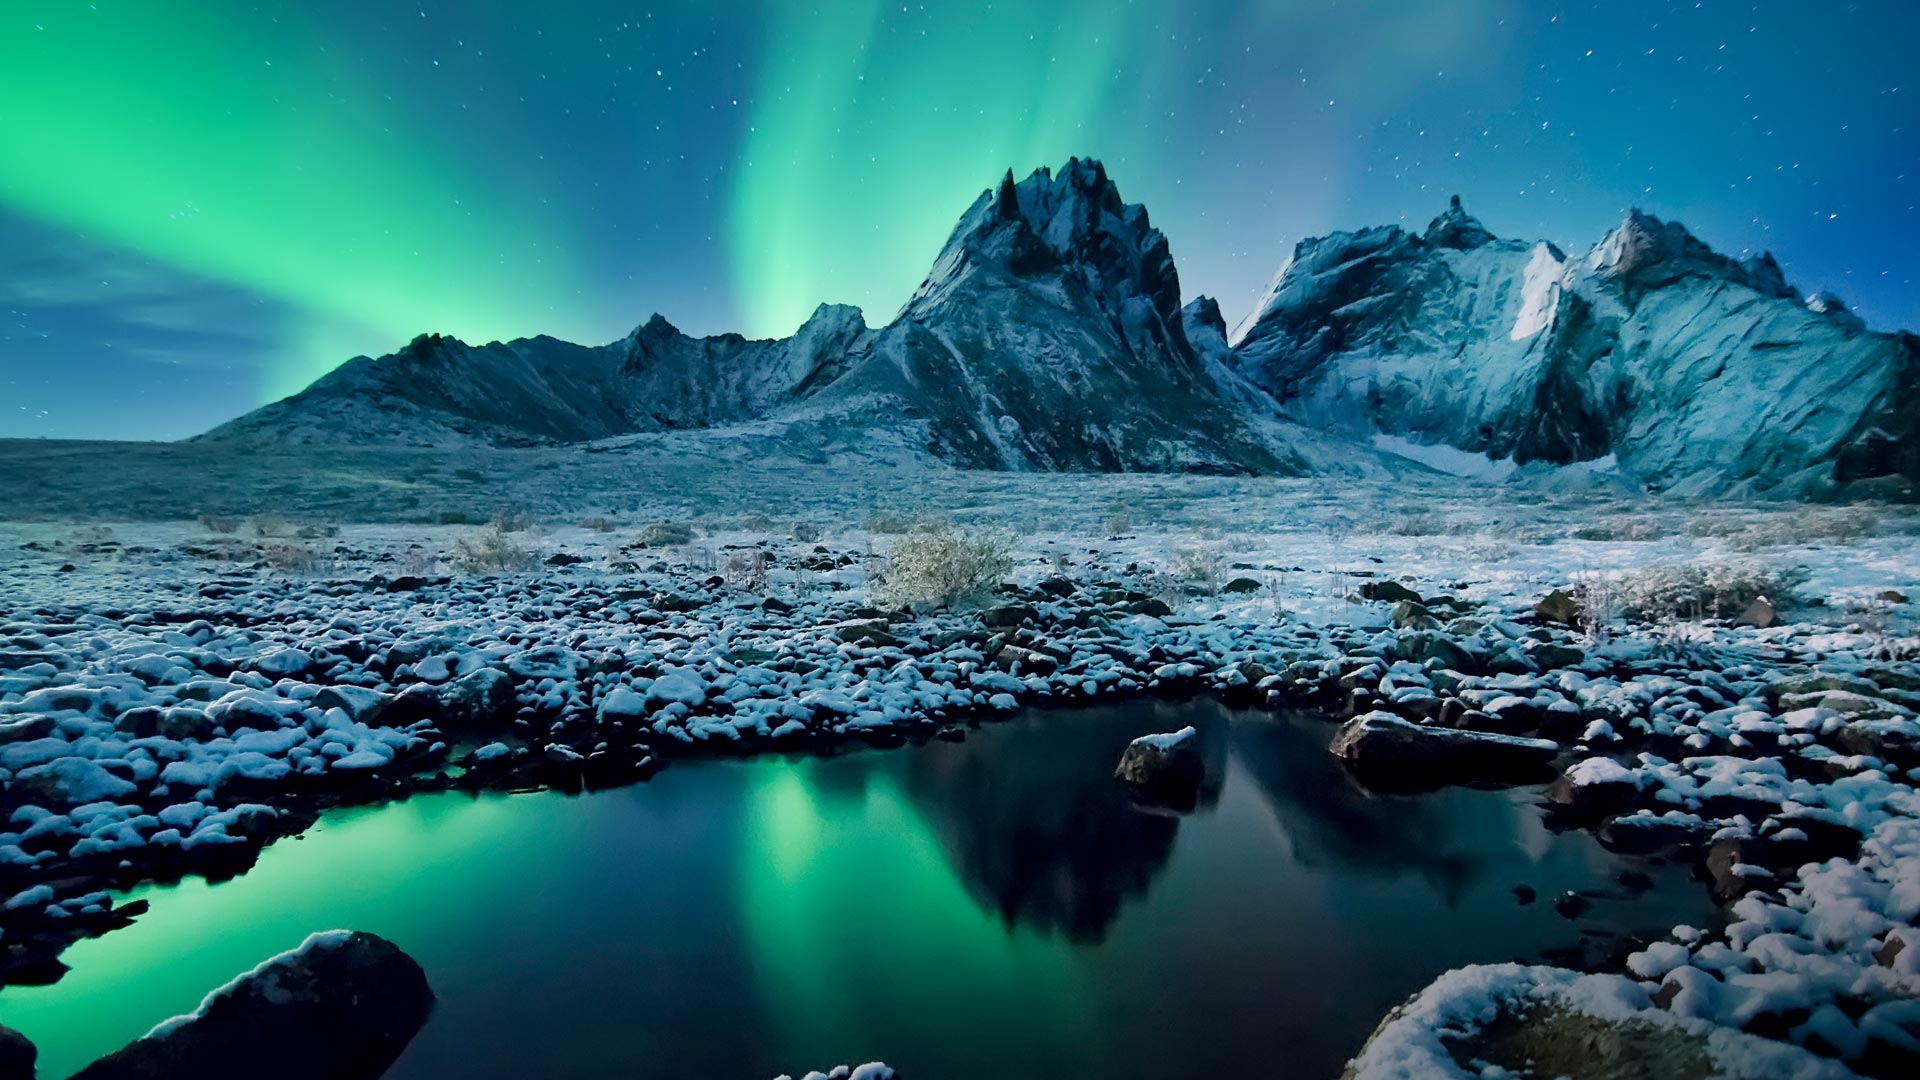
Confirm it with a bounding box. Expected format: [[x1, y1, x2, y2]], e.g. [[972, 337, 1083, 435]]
[[1227, 714, 1534, 907], [901, 703, 1228, 943]]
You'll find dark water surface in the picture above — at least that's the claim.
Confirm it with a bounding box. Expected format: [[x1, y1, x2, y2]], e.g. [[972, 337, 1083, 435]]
[[0, 702, 1717, 1079]]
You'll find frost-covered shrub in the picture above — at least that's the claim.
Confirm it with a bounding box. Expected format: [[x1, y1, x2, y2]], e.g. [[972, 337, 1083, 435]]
[[639, 521, 696, 546], [1103, 504, 1133, 538], [198, 512, 240, 534], [579, 515, 617, 533], [863, 509, 929, 535], [453, 525, 540, 574], [1169, 546, 1226, 593], [739, 511, 775, 533], [790, 520, 823, 544], [262, 541, 318, 574], [874, 525, 1014, 609], [725, 548, 770, 592], [1610, 559, 1806, 622], [489, 506, 535, 533], [251, 512, 295, 538], [1570, 516, 1667, 542]]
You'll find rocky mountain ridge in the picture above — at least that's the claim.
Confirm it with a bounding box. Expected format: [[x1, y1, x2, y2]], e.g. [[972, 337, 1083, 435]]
[[204, 163, 1919, 498]]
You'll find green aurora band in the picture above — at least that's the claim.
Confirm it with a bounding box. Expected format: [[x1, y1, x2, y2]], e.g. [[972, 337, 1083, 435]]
[[0, 2, 602, 400]]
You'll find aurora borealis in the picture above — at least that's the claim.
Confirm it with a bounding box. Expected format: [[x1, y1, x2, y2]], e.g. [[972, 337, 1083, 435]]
[[3, 0, 1916, 439]]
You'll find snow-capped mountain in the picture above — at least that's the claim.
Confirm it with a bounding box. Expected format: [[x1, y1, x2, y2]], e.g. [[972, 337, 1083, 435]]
[[203, 162, 1916, 496], [1230, 197, 1920, 498]]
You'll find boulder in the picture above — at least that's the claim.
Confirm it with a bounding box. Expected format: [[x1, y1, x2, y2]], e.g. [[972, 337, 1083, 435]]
[[0, 1024, 34, 1079], [1361, 580, 1423, 605], [1114, 726, 1204, 808], [436, 668, 515, 730], [1535, 589, 1581, 626], [311, 685, 394, 725], [1330, 712, 1558, 787], [1220, 577, 1263, 594], [73, 930, 433, 1080], [981, 604, 1038, 628], [1735, 595, 1777, 628], [1546, 757, 1646, 821], [1389, 600, 1439, 631], [1342, 964, 1853, 1080]]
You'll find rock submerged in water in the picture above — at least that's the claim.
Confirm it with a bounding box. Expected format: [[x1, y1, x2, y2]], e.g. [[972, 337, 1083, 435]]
[[0, 1024, 35, 1078], [1330, 712, 1558, 787], [73, 930, 434, 1080], [1114, 726, 1204, 808]]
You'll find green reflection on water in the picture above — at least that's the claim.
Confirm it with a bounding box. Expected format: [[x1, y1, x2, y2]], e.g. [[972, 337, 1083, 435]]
[[737, 762, 1098, 1073], [0, 793, 534, 1080]]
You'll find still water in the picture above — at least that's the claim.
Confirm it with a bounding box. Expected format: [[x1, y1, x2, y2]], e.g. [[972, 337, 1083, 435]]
[[0, 702, 1716, 1079]]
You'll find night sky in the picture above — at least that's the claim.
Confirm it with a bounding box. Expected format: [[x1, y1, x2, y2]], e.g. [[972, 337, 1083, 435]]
[[2, 0, 1914, 440]]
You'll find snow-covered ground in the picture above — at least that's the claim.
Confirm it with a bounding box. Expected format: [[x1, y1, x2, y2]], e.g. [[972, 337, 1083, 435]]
[[3, 460, 1920, 1074]]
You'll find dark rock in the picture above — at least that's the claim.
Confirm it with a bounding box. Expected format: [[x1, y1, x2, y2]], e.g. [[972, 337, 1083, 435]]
[[1529, 643, 1586, 670], [982, 604, 1038, 628], [1513, 884, 1537, 905], [1220, 577, 1263, 594], [1114, 726, 1204, 809], [1361, 580, 1423, 605], [312, 685, 395, 725], [761, 596, 794, 615], [1735, 596, 1777, 629], [0, 1024, 34, 1079], [0, 714, 59, 744], [1703, 837, 1776, 902], [1535, 589, 1581, 626], [73, 930, 433, 1080], [1036, 577, 1076, 598], [1390, 600, 1439, 631], [436, 669, 515, 730], [1329, 712, 1558, 787], [1552, 891, 1592, 919], [1545, 759, 1645, 822], [544, 552, 585, 567], [1129, 598, 1173, 618]]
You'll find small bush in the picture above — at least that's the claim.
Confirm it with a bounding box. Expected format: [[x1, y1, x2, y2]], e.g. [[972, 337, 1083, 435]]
[[1103, 504, 1133, 538], [739, 512, 776, 533], [874, 525, 1014, 609], [251, 512, 295, 538], [579, 516, 617, 533], [790, 520, 823, 544], [437, 510, 479, 526], [1570, 517, 1667, 542], [639, 521, 697, 546], [1610, 559, 1807, 622], [490, 506, 534, 533], [864, 509, 926, 535], [1169, 546, 1226, 594], [453, 525, 541, 574], [198, 512, 240, 534], [262, 541, 318, 573], [725, 548, 771, 592]]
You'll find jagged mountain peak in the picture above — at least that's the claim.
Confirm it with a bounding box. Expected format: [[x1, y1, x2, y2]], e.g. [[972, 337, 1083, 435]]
[[1423, 194, 1497, 250], [1587, 208, 1795, 302]]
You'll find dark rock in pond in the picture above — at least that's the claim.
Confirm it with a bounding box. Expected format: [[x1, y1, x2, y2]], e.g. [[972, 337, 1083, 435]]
[[0, 1024, 34, 1078], [1703, 837, 1777, 902], [1513, 884, 1537, 905], [1114, 726, 1204, 809], [1221, 577, 1263, 594], [436, 668, 516, 730], [1361, 580, 1422, 605], [1598, 815, 1712, 855], [1329, 712, 1558, 787], [1546, 759, 1645, 822], [72, 930, 433, 1080], [982, 604, 1038, 628], [1535, 589, 1581, 626], [1552, 891, 1592, 919]]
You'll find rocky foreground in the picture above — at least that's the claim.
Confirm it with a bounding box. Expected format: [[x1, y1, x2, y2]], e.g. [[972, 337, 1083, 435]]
[[2, 514, 1918, 1077]]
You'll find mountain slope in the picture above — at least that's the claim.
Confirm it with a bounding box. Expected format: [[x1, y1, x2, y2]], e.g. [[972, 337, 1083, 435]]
[[787, 159, 1298, 473], [1230, 198, 1920, 497], [202, 305, 868, 448]]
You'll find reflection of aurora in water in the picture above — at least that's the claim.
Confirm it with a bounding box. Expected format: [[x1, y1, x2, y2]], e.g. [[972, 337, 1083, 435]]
[[736, 764, 1102, 1075], [0, 703, 1721, 1080]]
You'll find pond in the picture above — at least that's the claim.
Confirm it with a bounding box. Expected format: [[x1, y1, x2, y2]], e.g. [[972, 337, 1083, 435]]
[[0, 702, 1718, 1080]]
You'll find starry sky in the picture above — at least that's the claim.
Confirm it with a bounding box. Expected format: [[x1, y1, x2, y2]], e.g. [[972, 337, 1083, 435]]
[[2, 0, 1915, 440]]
